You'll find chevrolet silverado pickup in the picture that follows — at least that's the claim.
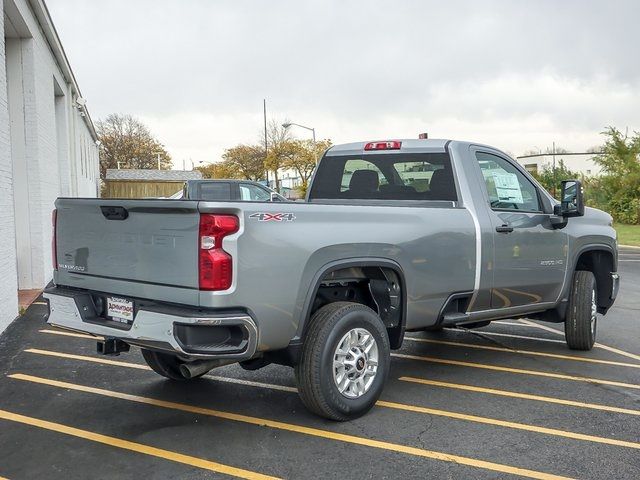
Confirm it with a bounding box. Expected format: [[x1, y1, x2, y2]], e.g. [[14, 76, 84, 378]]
[[45, 139, 619, 420]]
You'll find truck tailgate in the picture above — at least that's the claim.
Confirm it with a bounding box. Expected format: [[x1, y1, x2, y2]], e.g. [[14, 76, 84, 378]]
[[54, 198, 200, 303]]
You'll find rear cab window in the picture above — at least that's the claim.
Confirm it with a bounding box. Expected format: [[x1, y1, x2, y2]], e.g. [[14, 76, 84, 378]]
[[310, 152, 457, 202]]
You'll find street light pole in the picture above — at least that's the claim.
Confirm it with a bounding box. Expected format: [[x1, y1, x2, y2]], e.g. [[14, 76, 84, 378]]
[[282, 122, 316, 142]]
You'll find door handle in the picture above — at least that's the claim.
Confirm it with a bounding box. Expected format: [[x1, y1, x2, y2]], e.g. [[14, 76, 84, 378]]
[[496, 224, 514, 233]]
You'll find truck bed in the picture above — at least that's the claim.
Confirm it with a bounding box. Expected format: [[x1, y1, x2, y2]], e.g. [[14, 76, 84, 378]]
[[53, 197, 476, 350]]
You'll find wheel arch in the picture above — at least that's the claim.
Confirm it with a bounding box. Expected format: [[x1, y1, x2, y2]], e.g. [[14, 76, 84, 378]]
[[297, 258, 407, 350], [570, 244, 616, 314]]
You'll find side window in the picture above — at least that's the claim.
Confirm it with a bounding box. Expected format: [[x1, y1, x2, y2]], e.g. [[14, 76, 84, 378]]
[[240, 184, 271, 201], [341, 159, 385, 193], [475, 152, 541, 212], [199, 182, 231, 200]]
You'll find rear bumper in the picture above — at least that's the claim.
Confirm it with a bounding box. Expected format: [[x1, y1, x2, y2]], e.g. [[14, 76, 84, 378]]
[[44, 287, 258, 360]]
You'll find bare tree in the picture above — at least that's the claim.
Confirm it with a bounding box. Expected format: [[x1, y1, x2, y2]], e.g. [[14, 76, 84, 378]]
[[96, 114, 172, 178], [262, 119, 291, 191]]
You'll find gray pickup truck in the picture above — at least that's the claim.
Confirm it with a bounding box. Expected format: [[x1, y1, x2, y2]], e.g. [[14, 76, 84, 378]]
[[45, 138, 619, 420]]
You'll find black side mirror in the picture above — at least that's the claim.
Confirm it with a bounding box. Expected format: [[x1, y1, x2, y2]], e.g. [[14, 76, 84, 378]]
[[554, 179, 584, 218]]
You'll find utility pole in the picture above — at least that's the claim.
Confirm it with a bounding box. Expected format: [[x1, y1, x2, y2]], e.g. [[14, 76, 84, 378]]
[[552, 141, 557, 198], [263, 99, 268, 184]]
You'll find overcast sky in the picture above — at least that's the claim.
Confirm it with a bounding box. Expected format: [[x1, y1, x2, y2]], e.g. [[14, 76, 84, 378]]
[[47, 0, 640, 168]]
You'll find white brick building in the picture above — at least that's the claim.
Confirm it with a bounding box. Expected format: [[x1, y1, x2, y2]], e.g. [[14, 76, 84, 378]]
[[1, 0, 99, 333]]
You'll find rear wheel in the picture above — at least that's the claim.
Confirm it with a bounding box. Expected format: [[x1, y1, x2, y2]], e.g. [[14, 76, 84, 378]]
[[295, 302, 390, 421], [565, 271, 597, 350], [141, 349, 203, 380]]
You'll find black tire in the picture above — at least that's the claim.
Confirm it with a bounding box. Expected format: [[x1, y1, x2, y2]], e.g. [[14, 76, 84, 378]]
[[141, 349, 203, 381], [294, 302, 390, 421], [565, 271, 597, 351]]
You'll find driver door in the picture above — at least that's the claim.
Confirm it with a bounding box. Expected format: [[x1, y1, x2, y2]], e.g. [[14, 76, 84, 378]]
[[473, 150, 568, 309]]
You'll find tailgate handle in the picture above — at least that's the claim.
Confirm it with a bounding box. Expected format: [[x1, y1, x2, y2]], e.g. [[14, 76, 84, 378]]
[[100, 206, 129, 220]]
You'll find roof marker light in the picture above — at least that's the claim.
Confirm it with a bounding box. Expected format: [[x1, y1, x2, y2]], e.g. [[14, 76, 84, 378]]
[[364, 141, 402, 151]]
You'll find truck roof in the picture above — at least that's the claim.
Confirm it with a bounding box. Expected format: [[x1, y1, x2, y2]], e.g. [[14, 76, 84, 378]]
[[325, 138, 451, 156]]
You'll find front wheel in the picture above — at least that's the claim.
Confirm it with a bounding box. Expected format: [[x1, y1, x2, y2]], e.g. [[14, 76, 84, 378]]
[[565, 271, 597, 350], [295, 302, 390, 421]]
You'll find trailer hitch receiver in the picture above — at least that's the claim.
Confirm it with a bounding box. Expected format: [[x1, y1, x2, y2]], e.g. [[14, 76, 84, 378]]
[[97, 338, 130, 356]]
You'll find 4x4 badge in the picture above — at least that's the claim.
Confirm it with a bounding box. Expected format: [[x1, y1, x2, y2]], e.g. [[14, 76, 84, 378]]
[[249, 212, 296, 222]]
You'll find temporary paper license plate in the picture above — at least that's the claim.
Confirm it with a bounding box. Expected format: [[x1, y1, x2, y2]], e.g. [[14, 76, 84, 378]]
[[107, 296, 134, 324]]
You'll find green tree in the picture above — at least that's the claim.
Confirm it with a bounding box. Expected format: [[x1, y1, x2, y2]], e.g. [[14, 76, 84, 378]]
[[593, 127, 640, 224], [96, 114, 171, 178], [196, 162, 242, 180], [222, 144, 266, 180], [280, 139, 333, 196], [531, 159, 579, 199]]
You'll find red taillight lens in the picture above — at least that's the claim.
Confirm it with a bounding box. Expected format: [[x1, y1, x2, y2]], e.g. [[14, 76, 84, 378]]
[[198, 214, 239, 290], [364, 140, 402, 151], [52, 209, 58, 271]]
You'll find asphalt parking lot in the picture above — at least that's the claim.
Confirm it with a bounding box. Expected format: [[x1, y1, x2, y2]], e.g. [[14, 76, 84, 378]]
[[1, 247, 639, 479]]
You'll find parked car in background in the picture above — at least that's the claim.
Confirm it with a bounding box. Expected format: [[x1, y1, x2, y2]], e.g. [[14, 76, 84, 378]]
[[170, 179, 288, 202]]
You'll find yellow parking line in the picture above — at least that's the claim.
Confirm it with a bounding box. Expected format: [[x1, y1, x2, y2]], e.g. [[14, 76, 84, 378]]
[[404, 337, 640, 369], [17, 346, 640, 420], [6, 374, 572, 480], [40, 329, 640, 368], [376, 399, 640, 450], [441, 330, 567, 345], [39, 329, 101, 340], [25, 348, 149, 370], [399, 376, 640, 417], [502, 288, 543, 303], [26, 345, 640, 394], [0, 408, 278, 480], [492, 289, 512, 308], [493, 321, 532, 327], [391, 353, 640, 390], [19, 350, 640, 451], [519, 319, 640, 363]]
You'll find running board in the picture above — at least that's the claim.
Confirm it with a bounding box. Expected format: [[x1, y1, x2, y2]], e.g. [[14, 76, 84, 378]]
[[441, 313, 470, 326]]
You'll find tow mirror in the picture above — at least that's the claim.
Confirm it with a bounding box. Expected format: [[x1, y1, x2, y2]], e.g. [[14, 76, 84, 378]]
[[554, 179, 584, 218]]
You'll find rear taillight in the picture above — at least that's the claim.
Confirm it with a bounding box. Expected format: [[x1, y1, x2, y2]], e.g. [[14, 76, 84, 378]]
[[52, 209, 58, 271], [198, 214, 239, 290], [364, 140, 402, 151]]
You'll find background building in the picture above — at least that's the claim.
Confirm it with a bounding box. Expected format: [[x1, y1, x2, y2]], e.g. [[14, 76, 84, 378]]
[[516, 152, 602, 177], [103, 169, 202, 198], [0, 0, 99, 333]]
